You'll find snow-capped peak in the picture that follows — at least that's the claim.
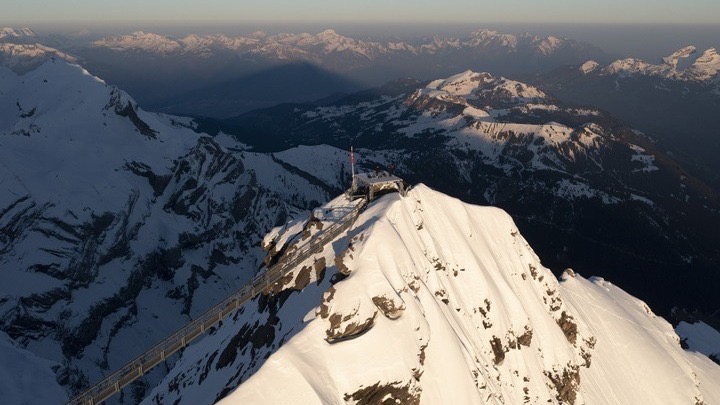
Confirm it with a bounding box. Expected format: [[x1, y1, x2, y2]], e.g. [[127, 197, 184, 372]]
[[426, 70, 492, 97], [0, 27, 37, 41], [0, 42, 77, 73], [420, 70, 547, 106], [662, 45, 697, 69], [579, 60, 600, 74], [603, 57, 661, 77], [86, 27, 596, 65], [92, 31, 183, 53], [467, 28, 519, 49], [687, 48, 720, 82], [597, 46, 720, 84], [146, 185, 720, 404], [316, 28, 341, 40], [533, 35, 564, 55]]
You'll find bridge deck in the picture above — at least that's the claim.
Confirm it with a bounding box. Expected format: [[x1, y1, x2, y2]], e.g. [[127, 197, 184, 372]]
[[68, 196, 368, 405]]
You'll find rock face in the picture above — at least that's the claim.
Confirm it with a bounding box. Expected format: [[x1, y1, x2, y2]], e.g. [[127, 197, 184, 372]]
[[145, 185, 720, 405], [0, 59, 342, 401]]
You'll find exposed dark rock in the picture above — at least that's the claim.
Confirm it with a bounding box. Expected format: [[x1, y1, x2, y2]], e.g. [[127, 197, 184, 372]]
[[581, 347, 593, 368], [215, 316, 277, 371], [19, 107, 36, 118], [418, 343, 428, 366], [517, 328, 533, 347], [329, 272, 348, 284], [293, 265, 313, 291], [124, 161, 172, 196], [344, 380, 421, 405], [114, 100, 158, 139], [147, 247, 185, 282], [544, 364, 581, 405], [372, 294, 406, 319], [325, 309, 378, 343], [265, 273, 294, 296], [334, 250, 352, 276], [317, 286, 336, 319], [557, 311, 578, 345], [434, 289, 449, 304], [313, 257, 327, 283], [490, 336, 506, 365], [56, 363, 88, 395], [529, 264, 539, 279]]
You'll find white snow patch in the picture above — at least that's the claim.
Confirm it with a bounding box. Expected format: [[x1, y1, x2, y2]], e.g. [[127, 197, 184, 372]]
[[579, 60, 600, 74], [676, 321, 720, 358]]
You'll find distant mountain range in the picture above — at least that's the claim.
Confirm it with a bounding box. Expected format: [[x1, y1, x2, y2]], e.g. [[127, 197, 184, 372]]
[[536, 46, 720, 188], [90, 28, 597, 60], [579, 46, 720, 88], [1, 37, 719, 403], [0, 27, 37, 42], [1, 27, 606, 118]]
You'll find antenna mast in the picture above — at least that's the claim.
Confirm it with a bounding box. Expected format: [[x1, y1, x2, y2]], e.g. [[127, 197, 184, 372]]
[[350, 146, 356, 192]]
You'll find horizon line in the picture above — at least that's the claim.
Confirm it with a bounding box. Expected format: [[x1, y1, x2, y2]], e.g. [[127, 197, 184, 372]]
[[2, 19, 720, 27]]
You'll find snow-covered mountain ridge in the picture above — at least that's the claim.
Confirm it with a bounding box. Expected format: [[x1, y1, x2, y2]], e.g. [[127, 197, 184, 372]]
[[145, 185, 720, 404], [537, 45, 720, 189], [212, 69, 720, 322], [0, 42, 77, 73], [0, 25, 603, 118], [91, 28, 593, 60], [0, 27, 75, 73], [581, 46, 720, 84], [0, 27, 37, 41], [0, 58, 346, 402]]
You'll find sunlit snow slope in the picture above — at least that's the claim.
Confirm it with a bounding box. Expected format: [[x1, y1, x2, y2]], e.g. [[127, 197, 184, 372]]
[[149, 185, 720, 404]]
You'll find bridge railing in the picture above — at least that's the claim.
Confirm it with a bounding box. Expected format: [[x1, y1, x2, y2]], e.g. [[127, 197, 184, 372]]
[[68, 197, 367, 405]]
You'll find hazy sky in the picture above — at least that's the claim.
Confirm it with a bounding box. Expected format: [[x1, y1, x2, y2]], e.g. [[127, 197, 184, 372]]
[[3, 0, 720, 24]]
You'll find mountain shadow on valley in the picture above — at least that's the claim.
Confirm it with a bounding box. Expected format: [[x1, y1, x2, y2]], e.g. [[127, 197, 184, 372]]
[[151, 62, 365, 118]]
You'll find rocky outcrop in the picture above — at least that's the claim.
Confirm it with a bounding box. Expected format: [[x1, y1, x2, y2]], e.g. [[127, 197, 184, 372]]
[[372, 294, 405, 319], [557, 311, 579, 345], [544, 364, 581, 405], [0, 80, 332, 398], [344, 380, 421, 405]]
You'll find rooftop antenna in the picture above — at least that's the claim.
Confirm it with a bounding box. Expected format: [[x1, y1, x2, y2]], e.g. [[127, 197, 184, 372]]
[[350, 146, 356, 192]]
